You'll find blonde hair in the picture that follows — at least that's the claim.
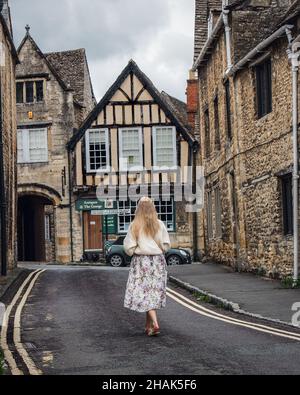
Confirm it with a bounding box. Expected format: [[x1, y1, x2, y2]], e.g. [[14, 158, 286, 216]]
[[131, 197, 160, 241]]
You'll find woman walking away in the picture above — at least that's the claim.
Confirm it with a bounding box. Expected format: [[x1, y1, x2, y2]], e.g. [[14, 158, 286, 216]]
[[124, 197, 171, 336]]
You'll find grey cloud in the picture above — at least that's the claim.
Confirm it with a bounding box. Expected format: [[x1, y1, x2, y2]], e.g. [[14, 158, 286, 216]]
[[10, 0, 194, 101]]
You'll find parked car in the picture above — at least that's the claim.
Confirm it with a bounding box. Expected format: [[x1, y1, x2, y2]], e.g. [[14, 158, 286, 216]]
[[105, 236, 192, 267]]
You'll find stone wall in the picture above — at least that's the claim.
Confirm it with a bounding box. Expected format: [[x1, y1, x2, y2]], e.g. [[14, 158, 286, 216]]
[[17, 35, 94, 264], [195, 7, 297, 277], [0, 20, 17, 270]]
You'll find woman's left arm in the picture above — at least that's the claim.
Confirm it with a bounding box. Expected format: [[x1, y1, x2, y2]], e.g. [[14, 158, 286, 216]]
[[161, 223, 171, 252], [124, 225, 138, 257]]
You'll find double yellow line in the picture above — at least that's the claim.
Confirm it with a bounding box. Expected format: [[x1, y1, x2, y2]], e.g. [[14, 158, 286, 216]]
[[166, 287, 300, 342], [1, 269, 46, 375]]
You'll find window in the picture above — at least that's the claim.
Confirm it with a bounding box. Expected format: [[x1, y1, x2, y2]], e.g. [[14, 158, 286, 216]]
[[215, 186, 222, 238], [118, 199, 175, 233], [256, 58, 272, 118], [154, 199, 175, 231], [85, 129, 110, 173], [45, 215, 51, 241], [153, 126, 177, 169], [16, 80, 45, 104], [204, 108, 210, 158], [16, 82, 24, 104], [118, 200, 138, 233], [207, 191, 213, 239], [214, 96, 220, 150], [36, 80, 44, 102], [225, 80, 232, 140], [17, 128, 48, 164], [119, 128, 143, 169], [281, 174, 293, 235]]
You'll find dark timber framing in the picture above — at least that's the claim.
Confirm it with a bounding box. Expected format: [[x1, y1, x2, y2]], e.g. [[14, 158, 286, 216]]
[[67, 60, 198, 152]]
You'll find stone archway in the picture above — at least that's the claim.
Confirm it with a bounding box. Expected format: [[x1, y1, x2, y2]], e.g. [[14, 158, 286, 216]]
[[18, 184, 62, 263]]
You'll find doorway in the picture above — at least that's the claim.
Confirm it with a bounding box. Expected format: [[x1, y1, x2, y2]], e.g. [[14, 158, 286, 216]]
[[18, 195, 54, 262], [83, 212, 103, 251]]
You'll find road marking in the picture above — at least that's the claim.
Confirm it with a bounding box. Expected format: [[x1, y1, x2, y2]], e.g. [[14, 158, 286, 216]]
[[0, 269, 41, 375], [0, 269, 45, 375], [14, 270, 46, 375], [166, 287, 300, 342]]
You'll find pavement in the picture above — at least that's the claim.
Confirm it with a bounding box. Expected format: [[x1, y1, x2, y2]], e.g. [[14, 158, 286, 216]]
[[168, 262, 300, 327], [4, 265, 300, 375]]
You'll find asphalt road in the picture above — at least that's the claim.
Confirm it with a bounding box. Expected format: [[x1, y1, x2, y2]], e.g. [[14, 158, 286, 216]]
[[6, 266, 300, 375]]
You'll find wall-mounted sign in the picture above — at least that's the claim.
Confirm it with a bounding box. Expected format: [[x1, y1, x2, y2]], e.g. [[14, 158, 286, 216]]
[[102, 215, 117, 235], [76, 199, 117, 212]]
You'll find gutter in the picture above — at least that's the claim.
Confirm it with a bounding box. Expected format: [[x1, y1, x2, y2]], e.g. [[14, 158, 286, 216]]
[[226, 24, 294, 77]]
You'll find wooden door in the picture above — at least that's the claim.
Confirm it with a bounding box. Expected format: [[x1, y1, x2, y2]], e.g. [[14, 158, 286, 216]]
[[84, 212, 103, 251]]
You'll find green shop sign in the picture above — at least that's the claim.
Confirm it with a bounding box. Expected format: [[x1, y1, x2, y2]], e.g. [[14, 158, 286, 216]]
[[102, 215, 118, 235]]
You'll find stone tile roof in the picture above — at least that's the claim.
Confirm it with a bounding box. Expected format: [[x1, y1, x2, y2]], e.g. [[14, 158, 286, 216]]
[[45, 49, 88, 105], [281, 0, 300, 24], [160, 92, 190, 132], [194, 1, 223, 62], [232, 1, 291, 63]]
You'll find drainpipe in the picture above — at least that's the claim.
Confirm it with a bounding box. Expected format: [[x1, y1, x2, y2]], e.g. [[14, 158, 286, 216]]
[[288, 31, 300, 284], [0, 70, 7, 276], [222, 0, 232, 72], [68, 149, 74, 263]]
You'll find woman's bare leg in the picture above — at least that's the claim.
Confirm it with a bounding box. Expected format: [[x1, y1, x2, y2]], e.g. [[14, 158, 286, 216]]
[[148, 310, 159, 328], [145, 312, 151, 331]]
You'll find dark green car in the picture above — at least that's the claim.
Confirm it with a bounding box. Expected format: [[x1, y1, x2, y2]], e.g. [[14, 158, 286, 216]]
[[105, 236, 192, 267]]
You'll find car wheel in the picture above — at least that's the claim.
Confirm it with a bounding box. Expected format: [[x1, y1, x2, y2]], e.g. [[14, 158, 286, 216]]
[[167, 255, 182, 266], [110, 254, 124, 268]]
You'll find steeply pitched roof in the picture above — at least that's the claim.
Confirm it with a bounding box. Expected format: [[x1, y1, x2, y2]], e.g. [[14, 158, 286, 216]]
[[193, 1, 291, 70], [280, 0, 300, 24], [17, 31, 95, 107], [194, 1, 223, 62], [17, 32, 71, 92], [45, 49, 95, 105], [67, 60, 198, 151], [160, 92, 190, 132]]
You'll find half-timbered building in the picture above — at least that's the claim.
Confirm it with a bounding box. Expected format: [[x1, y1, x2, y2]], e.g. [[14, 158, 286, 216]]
[[68, 60, 198, 260]]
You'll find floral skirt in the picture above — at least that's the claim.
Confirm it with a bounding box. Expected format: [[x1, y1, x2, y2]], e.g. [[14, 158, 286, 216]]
[[124, 254, 168, 313]]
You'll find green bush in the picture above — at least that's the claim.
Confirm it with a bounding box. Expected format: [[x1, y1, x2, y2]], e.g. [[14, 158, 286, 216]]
[[281, 276, 300, 289]]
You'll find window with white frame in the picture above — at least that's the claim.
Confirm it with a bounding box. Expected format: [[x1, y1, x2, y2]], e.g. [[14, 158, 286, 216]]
[[119, 128, 143, 169], [85, 129, 110, 173], [17, 128, 48, 164], [118, 200, 138, 233], [154, 199, 175, 231], [45, 214, 51, 241], [153, 126, 177, 169], [117, 198, 175, 233]]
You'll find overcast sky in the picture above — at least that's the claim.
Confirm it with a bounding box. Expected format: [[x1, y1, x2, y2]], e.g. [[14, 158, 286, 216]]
[[10, 0, 195, 102]]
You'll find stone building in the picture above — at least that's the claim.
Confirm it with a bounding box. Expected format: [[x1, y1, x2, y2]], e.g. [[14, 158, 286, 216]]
[[16, 27, 95, 264], [0, 0, 18, 275], [67, 60, 198, 263], [193, 0, 299, 277]]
